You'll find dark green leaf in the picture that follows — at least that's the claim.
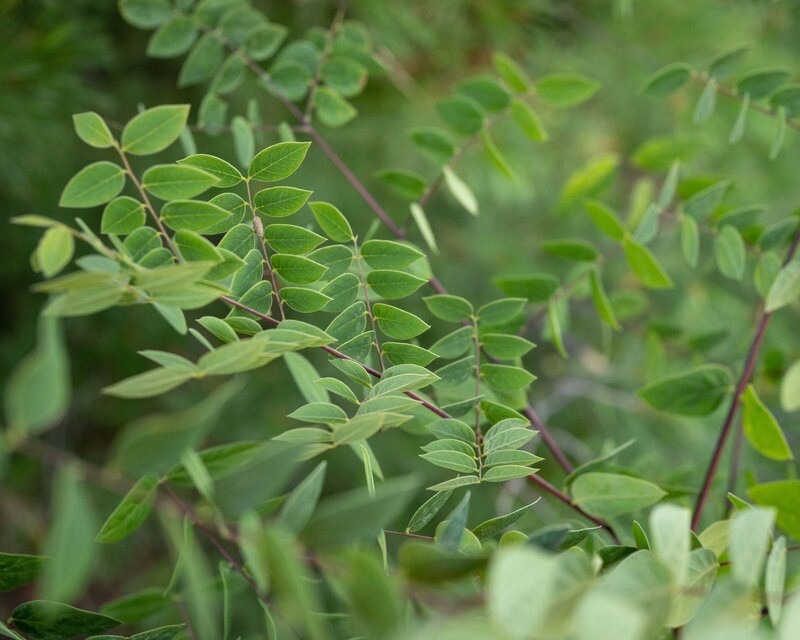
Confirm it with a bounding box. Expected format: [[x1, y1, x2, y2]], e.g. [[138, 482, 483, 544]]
[[639, 364, 733, 416], [96, 473, 160, 543]]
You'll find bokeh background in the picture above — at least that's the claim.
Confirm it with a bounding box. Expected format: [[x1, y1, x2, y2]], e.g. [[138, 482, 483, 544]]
[[2, 0, 800, 611]]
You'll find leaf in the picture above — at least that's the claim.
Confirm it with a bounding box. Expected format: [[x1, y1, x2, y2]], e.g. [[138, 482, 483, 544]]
[[9, 601, 120, 640], [436, 96, 484, 136], [314, 87, 357, 127], [147, 16, 197, 58], [493, 53, 531, 93], [639, 364, 733, 416], [410, 128, 456, 166], [483, 428, 536, 454], [639, 63, 693, 97], [511, 99, 547, 141], [102, 197, 146, 234], [142, 164, 219, 200], [771, 107, 788, 160], [443, 167, 478, 216], [571, 472, 666, 519], [714, 225, 746, 280], [40, 465, 98, 602], [420, 450, 477, 474], [780, 359, 800, 412], [423, 294, 474, 323], [119, 0, 171, 29], [409, 202, 438, 254], [493, 274, 558, 303], [427, 475, 480, 491], [5, 316, 70, 435], [248, 142, 311, 182], [624, 239, 673, 288], [749, 480, 800, 540], [583, 199, 626, 241], [729, 93, 750, 143], [558, 154, 619, 211], [59, 161, 125, 208], [72, 112, 114, 148], [589, 268, 620, 330], [264, 224, 325, 255], [104, 367, 194, 399], [309, 201, 353, 242], [378, 169, 427, 200], [178, 34, 225, 87], [729, 507, 775, 589], [682, 180, 731, 218], [367, 269, 426, 300], [271, 254, 327, 284], [280, 287, 331, 313], [738, 69, 791, 98], [482, 465, 538, 482], [649, 504, 691, 584], [288, 402, 348, 425], [373, 303, 430, 339], [361, 240, 424, 269], [96, 473, 160, 543], [766, 260, 800, 312], [43, 282, 125, 318], [481, 130, 516, 178], [457, 75, 510, 112], [679, 213, 700, 268], [121, 105, 189, 156], [160, 199, 232, 232], [741, 385, 793, 461], [407, 490, 453, 533], [0, 553, 45, 593], [472, 502, 537, 540], [693, 77, 717, 123], [178, 154, 243, 188], [322, 57, 367, 97], [35, 227, 74, 278], [477, 298, 527, 325], [279, 462, 327, 534], [245, 22, 287, 61], [541, 238, 599, 261], [253, 186, 312, 218], [766, 537, 786, 626], [482, 333, 536, 359], [481, 364, 535, 390], [536, 74, 600, 108]]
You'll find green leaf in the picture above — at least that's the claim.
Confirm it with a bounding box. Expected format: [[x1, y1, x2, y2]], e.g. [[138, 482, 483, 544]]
[[314, 87, 357, 127], [766, 260, 800, 312], [456, 75, 510, 112], [649, 504, 691, 585], [742, 385, 793, 460], [481, 334, 535, 359], [484, 450, 541, 467], [0, 553, 45, 593], [493, 53, 531, 93], [121, 105, 189, 156], [693, 77, 717, 123], [9, 601, 120, 640], [589, 268, 620, 330], [541, 238, 599, 261], [407, 490, 453, 533], [477, 298, 527, 325], [104, 367, 194, 399], [493, 274, 558, 303], [737, 69, 791, 99], [781, 359, 800, 412], [436, 96, 484, 136], [766, 536, 786, 626], [749, 480, 800, 540], [420, 450, 477, 474], [271, 254, 327, 284], [142, 164, 219, 200], [309, 201, 353, 242], [178, 34, 225, 87], [483, 428, 536, 454], [248, 142, 311, 182], [270, 61, 312, 101], [280, 287, 331, 313], [537, 73, 599, 108], [714, 225, 746, 280], [682, 180, 731, 218], [72, 112, 114, 148], [472, 502, 536, 540], [378, 169, 427, 200], [288, 402, 348, 425], [481, 130, 516, 178], [326, 301, 367, 342], [373, 303, 430, 339], [40, 465, 98, 602], [771, 109, 787, 161], [96, 473, 160, 543], [59, 161, 125, 208], [770, 84, 800, 118], [430, 326, 473, 359], [729, 93, 750, 143], [322, 57, 367, 97], [253, 186, 312, 218], [679, 213, 700, 268], [571, 472, 666, 519], [146, 16, 197, 58], [558, 154, 619, 212], [178, 154, 243, 188], [639, 63, 693, 97], [482, 465, 537, 482], [511, 99, 548, 141], [285, 352, 329, 404], [730, 507, 775, 589], [231, 115, 254, 167], [409, 202, 438, 254], [36, 227, 74, 278], [423, 294, 474, 323], [119, 0, 170, 28], [382, 342, 437, 367], [427, 475, 480, 491], [101, 197, 146, 234], [639, 364, 733, 416], [367, 269, 426, 299], [481, 364, 535, 390], [264, 224, 325, 255], [43, 282, 125, 318], [410, 128, 456, 166], [279, 462, 327, 534], [361, 240, 424, 269], [443, 167, 478, 216], [161, 199, 232, 232], [624, 239, 673, 289], [245, 23, 287, 61]]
